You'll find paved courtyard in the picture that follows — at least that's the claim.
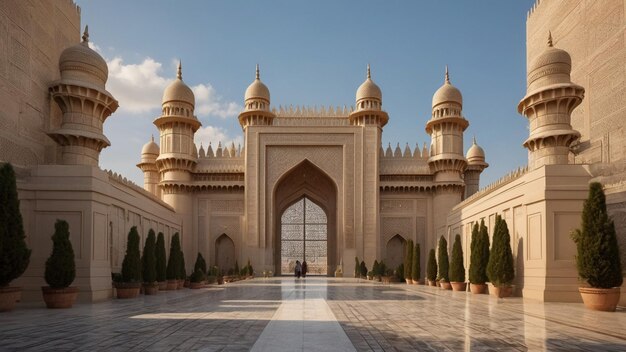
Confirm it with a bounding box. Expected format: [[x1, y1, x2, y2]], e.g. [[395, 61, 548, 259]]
[[1, 277, 625, 351]]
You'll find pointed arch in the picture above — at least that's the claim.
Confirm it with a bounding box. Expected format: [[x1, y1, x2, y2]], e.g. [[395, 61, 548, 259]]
[[215, 233, 235, 274], [385, 234, 407, 270]]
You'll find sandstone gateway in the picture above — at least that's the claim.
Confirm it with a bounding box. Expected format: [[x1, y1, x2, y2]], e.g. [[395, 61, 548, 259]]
[[1, 0, 624, 305]]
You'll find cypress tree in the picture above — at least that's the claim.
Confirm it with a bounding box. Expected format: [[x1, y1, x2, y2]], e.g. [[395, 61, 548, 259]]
[[426, 248, 437, 282], [359, 260, 367, 277], [121, 226, 141, 283], [404, 240, 413, 281], [372, 260, 379, 277], [411, 243, 420, 281], [449, 234, 465, 282], [0, 163, 31, 287], [437, 236, 449, 282], [141, 229, 157, 284], [572, 182, 623, 288], [155, 232, 166, 282], [44, 220, 75, 288], [486, 215, 515, 287], [194, 252, 207, 274], [234, 260, 240, 277], [470, 220, 490, 284], [166, 233, 180, 280]]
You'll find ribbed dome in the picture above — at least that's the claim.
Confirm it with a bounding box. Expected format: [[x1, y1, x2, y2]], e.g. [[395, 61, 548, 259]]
[[59, 26, 108, 87], [356, 65, 382, 101], [162, 62, 195, 106], [141, 136, 159, 155], [466, 138, 485, 163], [432, 67, 462, 107], [245, 65, 270, 102], [526, 32, 572, 92]]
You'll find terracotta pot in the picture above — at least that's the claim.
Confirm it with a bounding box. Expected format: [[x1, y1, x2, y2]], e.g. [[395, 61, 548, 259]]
[[427, 280, 436, 286], [412, 279, 421, 285], [42, 286, 79, 308], [115, 283, 141, 299], [217, 277, 224, 285], [405, 278, 411, 284], [491, 285, 513, 298], [166, 280, 178, 290], [0, 286, 21, 312], [579, 287, 621, 312], [143, 283, 158, 295], [440, 281, 452, 290], [470, 283, 488, 294], [189, 282, 204, 289], [451, 282, 467, 292], [158, 281, 167, 290]]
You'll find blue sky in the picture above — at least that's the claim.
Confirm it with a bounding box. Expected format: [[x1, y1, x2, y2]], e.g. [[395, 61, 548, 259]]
[[76, 0, 537, 187]]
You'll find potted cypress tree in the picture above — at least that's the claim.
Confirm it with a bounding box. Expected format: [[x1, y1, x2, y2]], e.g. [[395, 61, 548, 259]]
[[411, 243, 420, 284], [359, 260, 367, 279], [572, 182, 623, 311], [426, 249, 437, 286], [404, 240, 413, 284], [0, 163, 31, 312], [141, 229, 158, 295], [166, 233, 180, 290], [372, 260, 380, 281], [469, 220, 490, 294], [42, 220, 78, 308], [438, 236, 451, 290], [116, 226, 142, 298], [190, 253, 207, 289], [449, 234, 466, 291], [155, 232, 167, 290], [486, 215, 515, 298]]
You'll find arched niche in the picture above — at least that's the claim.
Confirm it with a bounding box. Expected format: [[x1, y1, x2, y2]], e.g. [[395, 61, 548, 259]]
[[215, 233, 235, 274], [385, 234, 407, 270]]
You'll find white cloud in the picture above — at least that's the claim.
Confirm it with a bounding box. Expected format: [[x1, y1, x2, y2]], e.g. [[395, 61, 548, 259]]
[[194, 125, 243, 153], [192, 84, 242, 119]]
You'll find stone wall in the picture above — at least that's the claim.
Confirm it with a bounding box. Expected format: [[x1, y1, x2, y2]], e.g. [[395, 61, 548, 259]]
[[0, 0, 79, 167]]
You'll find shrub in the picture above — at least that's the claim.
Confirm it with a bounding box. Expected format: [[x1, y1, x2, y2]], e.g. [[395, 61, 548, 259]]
[[372, 260, 380, 276], [411, 243, 420, 281], [469, 220, 490, 284], [572, 182, 623, 288], [194, 253, 207, 275], [404, 240, 413, 280], [155, 232, 167, 282], [121, 226, 142, 283], [0, 163, 31, 287], [486, 215, 515, 287], [44, 220, 75, 288], [190, 268, 205, 283], [437, 236, 449, 282], [427, 249, 437, 281], [359, 260, 367, 277], [166, 233, 181, 280], [395, 263, 404, 280], [246, 258, 253, 276], [354, 256, 360, 278], [142, 229, 157, 284], [449, 234, 465, 282], [378, 260, 387, 276]]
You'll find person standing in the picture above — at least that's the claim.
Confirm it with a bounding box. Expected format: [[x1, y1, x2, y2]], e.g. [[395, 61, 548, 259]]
[[295, 260, 302, 279], [301, 261, 308, 278]]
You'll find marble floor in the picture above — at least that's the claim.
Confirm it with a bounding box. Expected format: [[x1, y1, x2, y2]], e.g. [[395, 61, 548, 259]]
[[0, 277, 625, 351]]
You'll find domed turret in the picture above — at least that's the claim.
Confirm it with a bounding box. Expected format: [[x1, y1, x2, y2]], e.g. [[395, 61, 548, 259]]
[[464, 137, 488, 199], [59, 26, 108, 88], [466, 137, 486, 164], [245, 65, 270, 103], [141, 135, 160, 159], [356, 64, 382, 103], [432, 66, 462, 108], [238, 65, 275, 128], [162, 62, 195, 106], [518, 32, 584, 169], [137, 135, 160, 197], [349, 65, 388, 127]]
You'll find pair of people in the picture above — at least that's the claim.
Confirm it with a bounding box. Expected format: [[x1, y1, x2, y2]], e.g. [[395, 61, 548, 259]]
[[294, 260, 308, 278]]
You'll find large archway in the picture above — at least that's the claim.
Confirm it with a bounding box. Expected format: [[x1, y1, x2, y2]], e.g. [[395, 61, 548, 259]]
[[274, 160, 337, 276]]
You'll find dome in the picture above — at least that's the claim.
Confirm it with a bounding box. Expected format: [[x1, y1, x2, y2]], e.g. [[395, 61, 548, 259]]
[[356, 65, 382, 101], [162, 62, 195, 106], [59, 26, 108, 87], [432, 66, 462, 107], [141, 136, 159, 155], [245, 65, 270, 102], [466, 137, 486, 163], [526, 32, 572, 92]]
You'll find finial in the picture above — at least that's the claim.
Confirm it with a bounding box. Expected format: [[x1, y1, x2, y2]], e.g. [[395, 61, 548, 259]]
[[472, 135, 477, 145], [177, 60, 182, 80], [367, 64, 371, 79], [547, 31, 553, 47], [256, 64, 260, 80], [151, 134, 154, 142], [445, 65, 450, 84], [82, 25, 89, 43]]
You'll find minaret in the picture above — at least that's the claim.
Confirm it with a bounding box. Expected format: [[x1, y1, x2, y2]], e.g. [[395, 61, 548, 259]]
[[137, 135, 160, 197], [238, 65, 275, 128], [154, 61, 201, 271], [48, 26, 119, 166], [426, 66, 468, 238], [348, 65, 388, 266], [518, 32, 584, 169], [464, 137, 488, 198]]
